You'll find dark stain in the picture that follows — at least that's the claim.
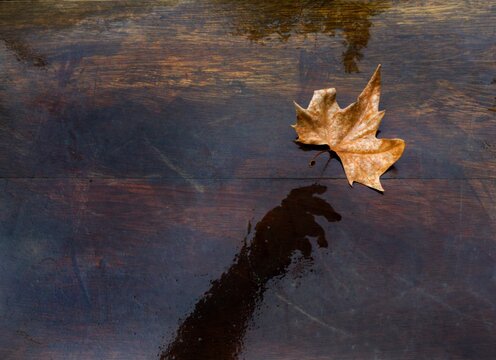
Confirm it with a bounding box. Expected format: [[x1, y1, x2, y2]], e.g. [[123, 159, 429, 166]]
[[294, 143, 345, 173], [383, 164, 397, 175], [489, 97, 496, 112], [482, 140, 496, 152], [2, 37, 47, 67], [295, 143, 330, 153], [295, 143, 333, 167], [159, 184, 341, 360], [15, 330, 42, 345], [220, 0, 390, 73]]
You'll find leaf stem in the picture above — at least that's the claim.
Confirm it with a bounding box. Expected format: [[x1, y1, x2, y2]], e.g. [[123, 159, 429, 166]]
[[309, 150, 329, 167]]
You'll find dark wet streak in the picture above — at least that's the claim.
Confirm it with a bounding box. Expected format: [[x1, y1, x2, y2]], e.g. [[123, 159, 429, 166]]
[[160, 184, 341, 360], [220, 0, 389, 73]]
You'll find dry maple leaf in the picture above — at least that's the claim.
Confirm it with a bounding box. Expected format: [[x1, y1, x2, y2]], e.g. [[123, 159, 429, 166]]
[[292, 64, 405, 191]]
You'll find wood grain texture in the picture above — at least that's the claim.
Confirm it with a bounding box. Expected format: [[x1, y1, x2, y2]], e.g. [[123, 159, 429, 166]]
[[0, 1, 495, 359]]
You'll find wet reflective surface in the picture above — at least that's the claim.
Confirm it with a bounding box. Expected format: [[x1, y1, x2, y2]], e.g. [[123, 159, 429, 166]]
[[1, 1, 495, 359], [161, 185, 341, 359], [217, 0, 390, 73]]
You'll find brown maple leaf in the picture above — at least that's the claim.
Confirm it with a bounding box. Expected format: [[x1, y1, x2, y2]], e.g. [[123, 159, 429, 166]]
[[292, 64, 405, 191]]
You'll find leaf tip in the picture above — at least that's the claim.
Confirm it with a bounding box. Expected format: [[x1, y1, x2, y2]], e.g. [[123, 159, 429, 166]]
[[293, 101, 306, 113], [375, 183, 385, 192], [371, 64, 381, 82], [395, 138, 407, 158]]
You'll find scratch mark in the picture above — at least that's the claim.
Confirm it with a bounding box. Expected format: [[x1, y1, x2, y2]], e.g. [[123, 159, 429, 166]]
[[395, 274, 494, 329], [352, 246, 495, 329], [16, 330, 42, 345], [458, 182, 464, 225], [316, 248, 351, 293], [453, 182, 464, 274], [70, 182, 92, 308], [144, 138, 205, 193], [467, 288, 496, 310], [415, 286, 494, 328], [275, 292, 350, 337], [70, 242, 91, 308], [469, 180, 496, 223]]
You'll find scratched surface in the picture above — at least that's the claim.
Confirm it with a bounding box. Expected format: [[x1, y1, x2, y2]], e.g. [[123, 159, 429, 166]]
[[0, 1, 495, 359]]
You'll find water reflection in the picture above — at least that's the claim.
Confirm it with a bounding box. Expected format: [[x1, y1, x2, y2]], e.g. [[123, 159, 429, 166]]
[[219, 0, 390, 73], [0, 0, 391, 73], [160, 184, 341, 360]]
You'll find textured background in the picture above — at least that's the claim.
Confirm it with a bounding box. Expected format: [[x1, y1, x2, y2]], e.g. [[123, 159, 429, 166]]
[[0, 1, 495, 359]]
